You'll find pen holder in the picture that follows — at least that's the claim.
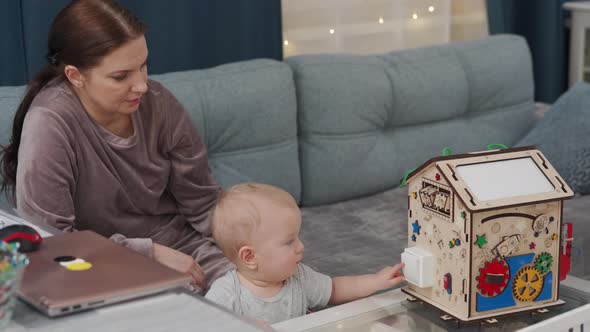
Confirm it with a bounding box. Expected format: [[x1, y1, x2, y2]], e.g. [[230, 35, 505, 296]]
[[0, 242, 29, 329]]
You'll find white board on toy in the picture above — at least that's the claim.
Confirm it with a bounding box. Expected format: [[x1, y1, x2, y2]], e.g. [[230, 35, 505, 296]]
[[456, 157, 554, 202]]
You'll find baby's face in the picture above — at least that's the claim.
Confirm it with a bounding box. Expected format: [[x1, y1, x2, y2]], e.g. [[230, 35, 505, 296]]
[[251, 201, 304, 283]]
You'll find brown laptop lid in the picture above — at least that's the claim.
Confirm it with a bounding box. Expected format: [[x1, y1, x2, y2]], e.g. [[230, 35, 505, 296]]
[[19, 230, 191, 309]]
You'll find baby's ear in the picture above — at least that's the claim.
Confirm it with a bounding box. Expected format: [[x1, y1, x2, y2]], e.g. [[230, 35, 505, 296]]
[[238, 246, 257, 270]]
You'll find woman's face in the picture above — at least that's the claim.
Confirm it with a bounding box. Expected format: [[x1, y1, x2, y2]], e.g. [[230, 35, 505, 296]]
[[76, 35, 149, 120]]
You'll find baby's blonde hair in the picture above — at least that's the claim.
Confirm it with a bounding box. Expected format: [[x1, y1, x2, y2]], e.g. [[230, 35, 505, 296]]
[[211, 182, 298, 261]]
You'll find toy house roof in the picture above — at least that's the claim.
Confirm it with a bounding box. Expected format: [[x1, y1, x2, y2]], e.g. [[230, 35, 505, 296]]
[[404, 146, 574, 212]]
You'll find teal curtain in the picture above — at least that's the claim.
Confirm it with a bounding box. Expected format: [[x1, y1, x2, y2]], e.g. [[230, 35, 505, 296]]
[[0, 1, 27, 85], [486, 0, 583, 103], [0, 0, 282, 86]]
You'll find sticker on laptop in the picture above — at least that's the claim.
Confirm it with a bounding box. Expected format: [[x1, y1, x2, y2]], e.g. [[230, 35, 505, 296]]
[[54, 255, 93, 271]]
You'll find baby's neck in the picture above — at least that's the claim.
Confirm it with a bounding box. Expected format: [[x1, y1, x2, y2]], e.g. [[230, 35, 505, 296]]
[[236, 270, 285, 298]]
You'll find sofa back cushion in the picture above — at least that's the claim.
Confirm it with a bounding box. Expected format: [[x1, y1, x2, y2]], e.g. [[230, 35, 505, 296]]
[[516, 82, 590, 195], [151, 59, 301, 202], [0, 86, 25, 150], [287, 34, 536, 206], [0, 86, 25, 209]]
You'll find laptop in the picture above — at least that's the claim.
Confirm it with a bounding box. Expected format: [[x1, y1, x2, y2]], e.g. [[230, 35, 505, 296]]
[[18, 230, 192, 316]]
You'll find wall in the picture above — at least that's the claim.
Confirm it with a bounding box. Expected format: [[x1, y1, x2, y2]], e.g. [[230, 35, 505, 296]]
[[282, 0, 487, 58]]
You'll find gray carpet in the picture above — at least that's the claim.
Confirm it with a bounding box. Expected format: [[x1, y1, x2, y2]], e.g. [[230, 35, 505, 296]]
[[300, 187, 590, 280]]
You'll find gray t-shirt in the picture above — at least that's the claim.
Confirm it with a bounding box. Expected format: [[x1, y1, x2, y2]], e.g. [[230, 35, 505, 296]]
[[205, 263, 332, 324]]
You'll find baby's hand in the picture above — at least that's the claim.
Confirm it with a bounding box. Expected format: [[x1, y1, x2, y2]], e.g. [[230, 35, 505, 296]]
[[254, 319, 274, 331], [373, 262, 405, 292]]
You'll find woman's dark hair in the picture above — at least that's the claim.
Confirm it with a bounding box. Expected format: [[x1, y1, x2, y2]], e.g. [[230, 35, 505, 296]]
[[0, 0, 147, 202]]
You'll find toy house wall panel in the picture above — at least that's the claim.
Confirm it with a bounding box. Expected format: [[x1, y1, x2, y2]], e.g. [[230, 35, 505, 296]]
[[469, 201, 562, 317], [401, 147, 574, 322], [405, 165, 471, 318]]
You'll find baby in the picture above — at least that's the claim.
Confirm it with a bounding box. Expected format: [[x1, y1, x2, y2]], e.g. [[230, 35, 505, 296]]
[[205, 183, 405, 324]]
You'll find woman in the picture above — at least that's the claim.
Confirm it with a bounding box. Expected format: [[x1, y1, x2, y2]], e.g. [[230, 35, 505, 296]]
[[0, 0, 232, 292]]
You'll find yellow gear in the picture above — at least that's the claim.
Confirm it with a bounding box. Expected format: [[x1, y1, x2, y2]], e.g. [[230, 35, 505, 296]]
[[513, 266, 544, 301]]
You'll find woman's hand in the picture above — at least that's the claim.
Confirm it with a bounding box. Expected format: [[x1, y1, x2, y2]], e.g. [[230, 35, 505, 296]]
[[153, 243, 206, 289]]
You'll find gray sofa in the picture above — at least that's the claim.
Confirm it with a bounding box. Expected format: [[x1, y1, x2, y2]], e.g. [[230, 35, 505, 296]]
[[0, 34, 588, 280]]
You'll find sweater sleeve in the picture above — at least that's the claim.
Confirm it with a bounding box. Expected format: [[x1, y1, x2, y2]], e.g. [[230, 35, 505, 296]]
[[161, 87, 220, 236], [16, 107, 153, 257], [16, 108, 78, 231]]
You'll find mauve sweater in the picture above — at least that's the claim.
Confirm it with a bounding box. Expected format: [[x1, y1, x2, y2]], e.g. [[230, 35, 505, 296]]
[[16, 78, 232, 286]]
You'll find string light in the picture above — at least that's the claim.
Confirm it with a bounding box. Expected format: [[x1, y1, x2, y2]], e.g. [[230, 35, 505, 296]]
[[280, 1, 488, 57]]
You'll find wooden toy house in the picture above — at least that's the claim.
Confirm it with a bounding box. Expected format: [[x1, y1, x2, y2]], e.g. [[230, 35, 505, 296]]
[[400, 147, 574, 321]]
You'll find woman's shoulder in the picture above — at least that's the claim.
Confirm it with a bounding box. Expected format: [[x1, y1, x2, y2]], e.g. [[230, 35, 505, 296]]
[[145, 79, 176, 101], [143, 79, 186, 120], [28, 79, 84, 124]]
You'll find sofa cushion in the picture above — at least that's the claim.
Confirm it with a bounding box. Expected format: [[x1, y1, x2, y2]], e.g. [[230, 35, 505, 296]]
[[0, 86, 25, 148], [151, 59, 301, 202], [0, 85, 25, 207], [287, 35, 536, 206], [516, 82, 590, 194]]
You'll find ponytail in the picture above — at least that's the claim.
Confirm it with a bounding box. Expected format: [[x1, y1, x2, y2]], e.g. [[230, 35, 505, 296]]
[[0, 64, 60, 203]]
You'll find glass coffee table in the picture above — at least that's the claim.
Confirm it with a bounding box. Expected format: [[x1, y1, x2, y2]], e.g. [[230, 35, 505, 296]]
[[272, 276, 590, 332]]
